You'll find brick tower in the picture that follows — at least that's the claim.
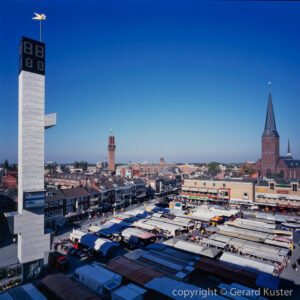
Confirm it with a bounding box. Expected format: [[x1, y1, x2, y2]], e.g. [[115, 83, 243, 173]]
[[108, 135, 116, 172], [260, 86, 280, 177]]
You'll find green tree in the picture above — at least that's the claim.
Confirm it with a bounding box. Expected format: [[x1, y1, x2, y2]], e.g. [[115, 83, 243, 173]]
[[82, 161, 88, 171], [208, 162, 220, 173], [4, 159, 9, 170]]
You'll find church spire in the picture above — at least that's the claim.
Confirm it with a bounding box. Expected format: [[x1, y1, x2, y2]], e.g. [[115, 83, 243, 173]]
[[287, 138, 292, 157], [262, 82, 279, 137]]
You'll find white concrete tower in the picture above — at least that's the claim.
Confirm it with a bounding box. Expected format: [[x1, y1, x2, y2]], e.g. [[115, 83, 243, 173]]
[[6, 36, 56, 278]]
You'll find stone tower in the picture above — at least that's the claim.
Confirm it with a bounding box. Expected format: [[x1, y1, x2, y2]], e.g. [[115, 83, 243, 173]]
[[108, 135, 116, 172]]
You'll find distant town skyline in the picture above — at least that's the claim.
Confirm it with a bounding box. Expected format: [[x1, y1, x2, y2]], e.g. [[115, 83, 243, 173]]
[[1, 0, 300, 164]]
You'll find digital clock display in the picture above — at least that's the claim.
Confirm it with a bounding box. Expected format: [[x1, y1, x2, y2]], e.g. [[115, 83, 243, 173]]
[[19, 36, 45, 75]]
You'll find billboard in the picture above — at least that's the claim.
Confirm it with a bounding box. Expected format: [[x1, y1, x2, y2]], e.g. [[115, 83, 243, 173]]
[[24, 190, 45, 209], [23, 259, 43, 282]]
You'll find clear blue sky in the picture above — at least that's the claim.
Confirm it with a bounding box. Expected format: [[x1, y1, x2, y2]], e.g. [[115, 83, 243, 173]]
[[0, 0, 299, 164]]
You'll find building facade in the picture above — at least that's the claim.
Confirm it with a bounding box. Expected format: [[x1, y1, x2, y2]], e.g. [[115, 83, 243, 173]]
[[255, 180, 300, 211], [181, 178, 255, 205]]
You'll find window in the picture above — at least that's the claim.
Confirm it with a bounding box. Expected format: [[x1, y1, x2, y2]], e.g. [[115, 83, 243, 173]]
[[213, 183, 215, 187], [223, 184, 226, 187], [45, 212, 48, 217], [55, 201, 58, 206], [45, 203, 48, 208], [292, 184, 298, 192], [203, 183, 206, 186], [59, 200, 63, 206], [243, 192, 248, 198], [49, 202, 53, 207], [270, 183, 275, 190]]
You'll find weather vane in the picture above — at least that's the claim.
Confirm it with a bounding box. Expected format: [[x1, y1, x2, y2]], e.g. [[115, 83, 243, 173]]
[[32, 13, 46, 42]]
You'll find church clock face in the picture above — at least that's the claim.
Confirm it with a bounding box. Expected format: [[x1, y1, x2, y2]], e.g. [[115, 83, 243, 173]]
[[19, 37, 45, 75]]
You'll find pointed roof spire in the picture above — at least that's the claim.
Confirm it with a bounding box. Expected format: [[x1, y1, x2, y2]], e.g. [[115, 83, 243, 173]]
[[262, 82, 279, 137], [287, 138, 291, 156]]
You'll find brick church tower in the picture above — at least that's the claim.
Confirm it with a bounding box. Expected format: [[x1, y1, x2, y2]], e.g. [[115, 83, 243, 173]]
[[256, 85, 300, 179], [108, 135, 116, 172], [259, 87, 280, 177]]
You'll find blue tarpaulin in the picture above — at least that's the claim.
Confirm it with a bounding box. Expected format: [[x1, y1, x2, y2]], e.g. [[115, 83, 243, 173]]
[[146, 243, 166, 250], [255, 273, 280, 290]]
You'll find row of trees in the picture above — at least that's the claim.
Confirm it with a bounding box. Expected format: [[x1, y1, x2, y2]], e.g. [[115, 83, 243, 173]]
[[1, 160, 17, 171], [208, 161, 257, 176], [73, 161, 88, 171]]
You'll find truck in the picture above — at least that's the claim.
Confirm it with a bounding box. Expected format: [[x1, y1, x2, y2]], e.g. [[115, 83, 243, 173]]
[[48, 251, 69, 271]]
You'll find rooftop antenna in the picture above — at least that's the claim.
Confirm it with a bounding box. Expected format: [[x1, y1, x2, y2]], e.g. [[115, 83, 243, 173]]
[[32, 13, 46, 42]]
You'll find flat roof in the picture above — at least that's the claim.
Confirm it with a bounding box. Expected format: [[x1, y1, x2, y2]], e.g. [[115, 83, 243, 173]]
[[40, 273, 102, 300], [75, 263, 121, 284], [105, 256, 163, 286]]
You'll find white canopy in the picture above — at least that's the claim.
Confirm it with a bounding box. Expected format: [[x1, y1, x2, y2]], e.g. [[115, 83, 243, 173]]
[[219, 252, 275, 274]]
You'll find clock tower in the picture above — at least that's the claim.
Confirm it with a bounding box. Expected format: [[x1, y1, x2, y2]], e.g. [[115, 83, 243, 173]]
[[6, 36, 56, 280]]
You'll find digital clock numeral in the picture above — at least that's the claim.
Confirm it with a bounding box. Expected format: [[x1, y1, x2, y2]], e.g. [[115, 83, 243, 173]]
[[37, 61, 44, 71], [35, 45, 44, 58], [24, 41, 33, 55], [25, 58, 33, 68]]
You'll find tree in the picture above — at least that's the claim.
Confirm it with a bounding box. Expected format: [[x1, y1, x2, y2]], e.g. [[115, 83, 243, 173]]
[[4, 159, 9, 170], [82, 161, 88, 171], [238, 163, 257, 176], [208, 162, 220, 173]]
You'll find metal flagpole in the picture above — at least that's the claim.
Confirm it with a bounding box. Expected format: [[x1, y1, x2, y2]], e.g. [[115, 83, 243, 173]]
[[32, 13, 46, 42]]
